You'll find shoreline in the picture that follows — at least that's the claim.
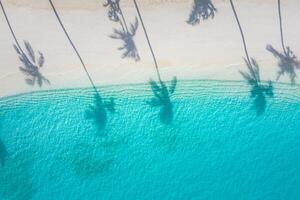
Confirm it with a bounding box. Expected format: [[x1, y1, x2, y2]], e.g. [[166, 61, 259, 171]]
[[1, 78, 300, 100], [0, 0, 300, 97]]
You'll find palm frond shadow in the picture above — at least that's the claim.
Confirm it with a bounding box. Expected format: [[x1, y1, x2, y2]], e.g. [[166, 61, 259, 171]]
[[14, 41, 50, 87], [187, 0, 217, 25], [0, 138, 8, 167], [104, 0, 140, 61], [240, 58, 274, 115], [103, 0, 121, 22], [147, 77, 177, 124], [266, 45, 300, 85], [85, 92, 116, 132], [110, 17, 140, 61]]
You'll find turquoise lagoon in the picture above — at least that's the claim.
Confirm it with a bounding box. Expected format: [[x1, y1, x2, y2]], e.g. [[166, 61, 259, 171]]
[[0, 80, 299, 200]]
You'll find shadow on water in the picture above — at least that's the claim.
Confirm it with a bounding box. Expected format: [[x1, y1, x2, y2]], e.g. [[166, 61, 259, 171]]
[[49, 0, 116, 131], [186, 0, 217, 25], [267, 0, 300, 85], [148, 77, 177, 124], [104, 0, 140, 61], [240, 58, 274, 115], [69, 137, 123, 177], [85, 92, 116, 132], [0, 150, 35, 200], [14, 41, 50, 87], [71, 143, 114, 177], [132, 0, 178, 124], [229, 0, 273, 115], [0, 138, 8, 167], [266, 45, 300, 85]]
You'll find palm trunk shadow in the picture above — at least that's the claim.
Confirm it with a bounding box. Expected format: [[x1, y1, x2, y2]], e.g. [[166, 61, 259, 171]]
[[49, 0, 115, 132], [186, 0, 217, 25], [266, 0, 300, 85], [104, 0, 140, 61], [133, 0, 177, 124], [230, 0, 274, 115], [0, 1, 50, 87]]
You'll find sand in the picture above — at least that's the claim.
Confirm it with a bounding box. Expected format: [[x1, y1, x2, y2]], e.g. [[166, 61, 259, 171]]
[[0, 0, 300, 97]]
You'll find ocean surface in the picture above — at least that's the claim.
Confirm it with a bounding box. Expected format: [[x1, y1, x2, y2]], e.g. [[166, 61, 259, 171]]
[[0, 80, 299, 200]]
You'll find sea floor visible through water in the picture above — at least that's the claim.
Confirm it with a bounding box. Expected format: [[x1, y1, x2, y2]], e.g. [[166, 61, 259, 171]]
[[0, 80, 299, 200]]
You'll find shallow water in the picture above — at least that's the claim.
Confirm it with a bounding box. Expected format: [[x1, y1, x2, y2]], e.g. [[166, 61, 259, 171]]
[[0, 80, 299, 200]]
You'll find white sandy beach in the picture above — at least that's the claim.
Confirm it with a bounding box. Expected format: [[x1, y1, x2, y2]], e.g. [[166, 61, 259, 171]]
[[0, 0, 299, 97]]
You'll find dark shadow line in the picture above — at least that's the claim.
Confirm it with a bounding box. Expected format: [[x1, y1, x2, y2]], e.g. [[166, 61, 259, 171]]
[[132, 0, 161, 82], [119, 7, 129, 32], [278, 0, 286, 55], [49, 0, 97, 92], [0, 0, 27, 59], [229, 0, 251, 66]]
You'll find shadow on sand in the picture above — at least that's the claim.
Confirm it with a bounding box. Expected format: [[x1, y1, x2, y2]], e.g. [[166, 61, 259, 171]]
[[187, 0, 217, 25], [266, 45, 300, 85], [85, 93, 116, 132], [240, 58, 274, 115], [104, 0, 140, 61], [0, 1, 49, 87], [147, 77, 177, 124], [267, 0, 300, 84], [110, 17, 140, 61], [14, 41, 50, 87]]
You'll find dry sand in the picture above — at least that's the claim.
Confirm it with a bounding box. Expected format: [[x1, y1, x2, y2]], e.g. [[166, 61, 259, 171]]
[[0, 0, 300, 97]]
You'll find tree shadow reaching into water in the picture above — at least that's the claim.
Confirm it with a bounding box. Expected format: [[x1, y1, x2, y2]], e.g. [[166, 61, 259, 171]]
[[104, 0, 140, 61], [14, 41, 50, 87], [186, 0, 217, 25], [148, 77, 177, 124], [266, 0, 300, 85], [85, 93, 115, 131], [49, 0, 115, 130], [0, 1, 49, 87], [230, 0, 273, 115], [240, 58, 274, 115], [133, 0, 177, 124], [0, 138, 8, 167]]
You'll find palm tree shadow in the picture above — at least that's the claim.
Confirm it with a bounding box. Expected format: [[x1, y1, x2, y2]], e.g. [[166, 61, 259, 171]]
[[240, 58, 274, 115], [103, 0, 121, 22], [85, 92, 116, 132], [48, 0, 116, 133], [147, 77, 177, 124], [104, 0, 140, 61], [0, 138, 8, 167], [14, 41, 50, 87], [110, 17, 140, 61], [266, 45, 300, 84], [187, 0, 217, 25]]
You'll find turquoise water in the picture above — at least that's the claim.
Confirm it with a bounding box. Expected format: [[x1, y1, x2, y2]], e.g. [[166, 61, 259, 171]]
[[0, 80, 299, 200]]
